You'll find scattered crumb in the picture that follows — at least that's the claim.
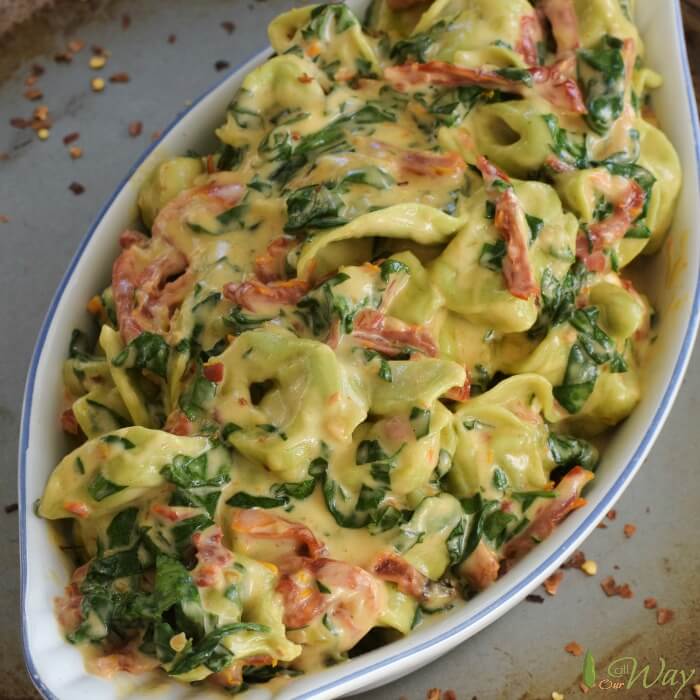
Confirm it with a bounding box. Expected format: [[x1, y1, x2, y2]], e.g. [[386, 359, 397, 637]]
[[91, 77, 105, 92], [128, 120, 143, 137], [109, 72, 130, 83], [24, 88, 43, 101], [607, 509, 617, 520], [552, 692, 564, 700], [581, 560, 597, 576], [221, 20, 236, 33], [0, 152, 9, 160], [91, 44, 108, 56], [543, 571, 564, 596], [167, 34, 176, 44], [623, 523, 636, 538], [442, 692, 457, 700], [597, 521, 608, 529], [63, 132, 80, 145], [656, 608, 674, 625], [564, 641, 583, 656], [644, 597, 657, 609], [69, 146, 83, 159], [215, 60, 231, 71], [427, 690, 440, 700], [121, 13, 131, 29], [4, 502, 18, 513], [526, 593, 544, 604], [600, 576, 633, 598], [67, 39, 85, 53], [89, 55, 107, 69], [562, 550, 585, 569], [54, 51, 72, 63], [692, 683, 700, 699], [37, 128, 50, 140], [613, 564, 620, 570], [69, 182, 85, 195]]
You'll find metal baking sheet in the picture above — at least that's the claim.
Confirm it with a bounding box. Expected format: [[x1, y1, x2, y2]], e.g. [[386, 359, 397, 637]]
[[1, 2, 697, 698]]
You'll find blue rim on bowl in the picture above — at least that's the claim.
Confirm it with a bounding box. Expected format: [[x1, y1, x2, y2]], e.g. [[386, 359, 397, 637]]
[[18, 2, 700, 697]]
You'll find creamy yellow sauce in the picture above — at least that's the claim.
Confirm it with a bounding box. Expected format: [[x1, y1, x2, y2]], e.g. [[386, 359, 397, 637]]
[[40, 0, 681, 693]]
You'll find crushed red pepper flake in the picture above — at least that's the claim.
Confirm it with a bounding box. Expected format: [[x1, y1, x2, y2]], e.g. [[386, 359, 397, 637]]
[[67, 39, 85, 53], [600, 576, 633, 598], [69, 182, 85, 195], [24, 88, 43, 101], [215, 60, 231, 71], [54, 51, 72, 64], [69, 146, 83, 159], [167, 34, 176, 44], [607, 509, 617, 520], [121, 13, 131, 29], [564, 641, 583, 656], [109, 72, 130, 83], [443, 692, 457, 700], [91, 44, 107, 56], [10, 117, 31, 129], [526, 593, 545, 604], [30, 63, 45, 77], [426, 690, 441, 700], [221, 20, 236, 33], [128, 121, 143, 137], [644, 597, 657, 609], [623, 523, 636, 538], [63, 132, 80, 145], [597, 521, 608, 529], [562, 550, 585, 569], [543, 571, 564, 596], [656, 608, 674, 625]]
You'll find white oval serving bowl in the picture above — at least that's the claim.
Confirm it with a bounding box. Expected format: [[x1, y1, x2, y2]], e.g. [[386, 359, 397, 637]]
[[19, 1, 700, 698]]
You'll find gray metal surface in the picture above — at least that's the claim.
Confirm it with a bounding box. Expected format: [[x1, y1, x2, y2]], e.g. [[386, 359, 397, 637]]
[[0, 2, 697, 698]]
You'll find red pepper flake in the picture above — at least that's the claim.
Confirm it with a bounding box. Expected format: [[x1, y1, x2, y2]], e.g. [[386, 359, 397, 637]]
[[10, 117, 30, 129], [69, 146, 83, 159], [623, 523, 636, 538], [215, 60, 230, 71], [298, 73, 313, 84], [525, 593, 544, 603], [91, 44, 107, 56], [443, 692, 457, 700], [121, 13, 131, 29], [60, 408, 79, 434], [564, 641, 583, 656], [221, 20, 236, 33], [109, 72, 130, 83], [67, 39, 85, 53], [607, 509, 617, 520], [644, 597, 657, 609], [69, 182, 85, 195], [65, 501, 90, 518], [426, 690, 441, 700], [203, 363, 224, 382], [24, 88, 43, 101], [63, 131, 80, 145], [128, 120, 143, 137], [618, 583, 634, 599], [30, 63, 45, 77], [597, 521, 608, 529], [656, 608, 674, 625], [0, 215, 9, 224], [167, 33, 176, 44], [600, 575, 633, 598], [562, 550, 586, 569], [54, 51, 72, 63], [543, 570, 564, 596]]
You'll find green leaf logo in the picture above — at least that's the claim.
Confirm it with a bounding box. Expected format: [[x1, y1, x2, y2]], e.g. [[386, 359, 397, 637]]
[[582, 649, 596, 688]]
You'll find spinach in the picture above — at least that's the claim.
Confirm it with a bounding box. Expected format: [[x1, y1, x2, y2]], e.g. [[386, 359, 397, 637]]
[[102, 434, 136, 449], [531, 262, 588, 337], [302, 3, 358, 40], [578, 35, 626, 134], [569, 307, 616, 364], [225, 306, 274, 335], [285, 184, 347, 232], [68, 328, 92, 361], [483, 509, 518, 548], [356, 439, 389, 464], [112, 331, 170, 378], [85, 399, 129, 428], [179, 362, 217, 420], [169, 488, 221, 518], [342, 166, 394, 190], [106, 507, 139, 548], [492, 466, 509, 492], [409, 407, 431, 438], [602, 161, 656, 219], [429, 86, 488, 127], [172, 514, 214, 555], [271, 478, 316, 500], [449, 494, 500, 565], [542, 114, 589, 169], [258, 129, 293, 162], [218, 144, 247, 171], [216, 203, 249, 229], [87, 546, 143, 582], [525, 214, 544, 242], [379, 258, 410, 281], [511, 490, 556, 512], [161, 451, 230, 489], [226, 492, 287, 509], [390, 20, 449, 63], [295, 272, 359, 337], [494, 67, 533, 86], [548, 433, 599, 472], [478, 240, 506, 271], [88, 473, 127, 502], [553, 342, 599, 413]]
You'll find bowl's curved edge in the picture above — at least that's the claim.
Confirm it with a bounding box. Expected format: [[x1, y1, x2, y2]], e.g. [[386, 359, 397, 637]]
[[17, 1, 700, 698]]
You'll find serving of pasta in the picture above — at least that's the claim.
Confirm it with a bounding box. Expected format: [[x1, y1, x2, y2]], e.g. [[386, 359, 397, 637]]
[[37, 0, 681, 693]]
